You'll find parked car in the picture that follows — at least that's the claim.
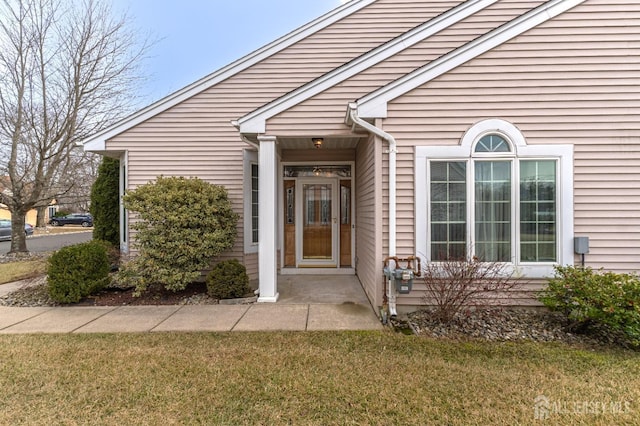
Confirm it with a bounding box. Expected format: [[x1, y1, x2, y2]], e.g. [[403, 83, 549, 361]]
[[0, 219, 34, 241], [49, 213, 93, 227]]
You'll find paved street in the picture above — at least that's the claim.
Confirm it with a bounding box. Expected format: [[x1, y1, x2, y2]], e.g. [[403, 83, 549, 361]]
[[0, 230, 93, 254]]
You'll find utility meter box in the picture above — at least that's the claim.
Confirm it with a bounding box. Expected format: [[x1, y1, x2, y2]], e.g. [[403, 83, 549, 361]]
[[393, 269, 414, 294], [574, 236, 589, 254]]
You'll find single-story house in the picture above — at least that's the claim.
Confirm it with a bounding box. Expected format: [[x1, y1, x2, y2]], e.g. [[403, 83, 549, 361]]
[[1, 178, 58, 226], [0, 206, 55, 226], [81, 0, 640, 313]]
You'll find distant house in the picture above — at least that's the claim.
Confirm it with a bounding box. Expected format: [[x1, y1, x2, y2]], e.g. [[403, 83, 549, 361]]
[[0, 205, 56, 226], [81, 0, 640, 313], [0, 178, 57, 225]]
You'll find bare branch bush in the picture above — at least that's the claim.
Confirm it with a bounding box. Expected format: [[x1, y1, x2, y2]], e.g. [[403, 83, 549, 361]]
[[421, 256, 520, 322], [0, 0, 150, 253]]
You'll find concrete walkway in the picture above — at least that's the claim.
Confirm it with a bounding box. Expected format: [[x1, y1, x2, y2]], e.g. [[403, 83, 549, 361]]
[[0, 275, 383, 334]]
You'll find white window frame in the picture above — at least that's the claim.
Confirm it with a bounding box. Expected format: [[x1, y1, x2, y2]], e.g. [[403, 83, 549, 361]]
[[243, 149, 259, 253], [415, 119, 574, 278]]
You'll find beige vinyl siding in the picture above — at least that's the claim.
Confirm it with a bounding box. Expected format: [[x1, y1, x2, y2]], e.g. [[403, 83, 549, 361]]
[[381, 0, 640, 304], [286, 0, 465, 58], [574, 144, 640, 271], [355, 134, 383, 307], [267, 0, 545, 136], [244, 252, 259, 283], [106, 0, 463, 275], [402, 280, 549, 309]]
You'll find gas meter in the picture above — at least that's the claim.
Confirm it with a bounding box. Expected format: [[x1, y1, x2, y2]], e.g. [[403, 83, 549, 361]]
[[383, 256, 421, 295], [393, 268, 414, 294]]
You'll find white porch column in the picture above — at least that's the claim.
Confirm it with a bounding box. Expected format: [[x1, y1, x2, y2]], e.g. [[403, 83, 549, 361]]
[[257, 135, 279, 302]]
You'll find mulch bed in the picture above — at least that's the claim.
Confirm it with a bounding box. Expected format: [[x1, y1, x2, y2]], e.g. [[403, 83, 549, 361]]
[[0, 277, 217, 307], [76, 281, 214, 306]]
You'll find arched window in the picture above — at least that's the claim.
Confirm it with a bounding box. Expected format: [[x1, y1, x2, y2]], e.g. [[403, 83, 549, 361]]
[[474, 134, 511, 153], [415, 119, 574, 277]]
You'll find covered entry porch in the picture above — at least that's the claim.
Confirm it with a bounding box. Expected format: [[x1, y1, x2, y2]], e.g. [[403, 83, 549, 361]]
[[276, 274, 371, 305], [252, 133, 374, 304]]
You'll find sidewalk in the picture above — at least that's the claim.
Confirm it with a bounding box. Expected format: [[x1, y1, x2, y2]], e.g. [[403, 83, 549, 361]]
[[0, 274, 383, 334], [0, 303, 383, 334]]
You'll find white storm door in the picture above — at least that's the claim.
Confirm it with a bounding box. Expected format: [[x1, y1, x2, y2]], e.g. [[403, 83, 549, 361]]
[[296, 179, 338, 267]]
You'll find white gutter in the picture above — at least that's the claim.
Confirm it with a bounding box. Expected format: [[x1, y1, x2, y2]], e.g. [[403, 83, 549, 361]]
[[241, 136, 260, 150], [347, 102, 398, 317], [231, 120, 260, 150]]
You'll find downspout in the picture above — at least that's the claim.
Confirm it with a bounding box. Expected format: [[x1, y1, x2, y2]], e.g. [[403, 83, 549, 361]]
[[240, 135, 259, 150], [231, 120, 260, 150], [348, 102, 399, 317]]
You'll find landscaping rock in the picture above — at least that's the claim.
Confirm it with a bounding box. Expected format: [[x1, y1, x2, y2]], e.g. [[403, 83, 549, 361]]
[[218, 295, 258, 305], [403, 308, 633, 349]]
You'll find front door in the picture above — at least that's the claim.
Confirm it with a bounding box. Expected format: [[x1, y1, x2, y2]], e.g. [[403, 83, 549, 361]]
[[298, 179, 338, 267], [282, 164, 353, 269]]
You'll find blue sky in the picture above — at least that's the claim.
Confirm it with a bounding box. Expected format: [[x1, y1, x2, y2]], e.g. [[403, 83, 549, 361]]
[[113, 1, 349, 103]]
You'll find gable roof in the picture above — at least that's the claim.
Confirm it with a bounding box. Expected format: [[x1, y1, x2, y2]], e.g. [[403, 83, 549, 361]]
[[354, 0, 587, 119], [235, 0, 588, 134], [235, 0, 499, 134], [81, 0, 377, 152]]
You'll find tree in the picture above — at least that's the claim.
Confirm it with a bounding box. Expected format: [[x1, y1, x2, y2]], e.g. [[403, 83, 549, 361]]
[[0, 0, 148, 254], [53, 148, 102, 213], [119, 176, 238, 295], [90, 156, 119, 246]]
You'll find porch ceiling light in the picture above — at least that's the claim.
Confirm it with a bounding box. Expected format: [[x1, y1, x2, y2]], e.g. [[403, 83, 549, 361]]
[[312, 137, 323, 149]]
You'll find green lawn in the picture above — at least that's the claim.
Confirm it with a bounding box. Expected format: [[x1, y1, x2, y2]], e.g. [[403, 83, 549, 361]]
[[0, 332, 637, 424]]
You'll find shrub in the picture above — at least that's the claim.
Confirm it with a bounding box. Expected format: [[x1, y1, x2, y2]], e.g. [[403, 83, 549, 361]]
[[206, 259, 250, 299], [539, 266, 640, 347], [119, 176, 238, 294], [93, 239, 120, 271], [47, 240, 110, 303], [53, 210, 71, 218], [421, 256, 518, 322], [90, 156, 120, 247]]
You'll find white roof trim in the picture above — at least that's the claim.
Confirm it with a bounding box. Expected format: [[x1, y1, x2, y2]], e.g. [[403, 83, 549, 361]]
[[80, 0, 377, 152], [356, 0, 587, 119], [237, 0, 498, 134]]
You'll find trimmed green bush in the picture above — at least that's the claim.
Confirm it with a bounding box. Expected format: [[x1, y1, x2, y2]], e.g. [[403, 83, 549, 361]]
[[206, 259, 250, 300], [47, 240, 110, 303], [120, 176, 238, 294], [539, 266, 640, 347], [90, 156, 120, 247], [93, 239, 120, 271]]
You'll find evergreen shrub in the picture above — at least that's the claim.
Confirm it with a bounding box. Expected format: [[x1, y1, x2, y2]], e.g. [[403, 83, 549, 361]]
[[119, 176, 238, 294], [539, 266, 640, 347], [206, 259, 250, 299], [90, 156, 120, 247], [47, 240, 110, 303]]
